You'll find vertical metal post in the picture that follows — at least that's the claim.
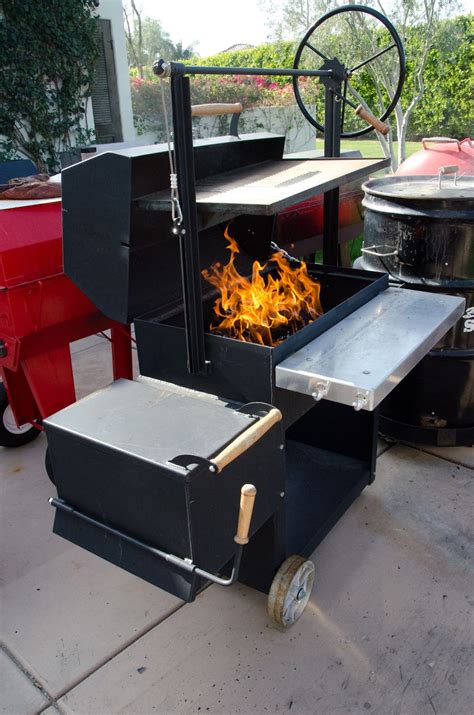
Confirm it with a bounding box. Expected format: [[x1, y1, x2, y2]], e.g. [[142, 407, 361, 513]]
[[322, 85, 342, 266], [170, 75, 208, 375]]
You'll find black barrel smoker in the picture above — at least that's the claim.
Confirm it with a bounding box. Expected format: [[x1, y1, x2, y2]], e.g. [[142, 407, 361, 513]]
[[359, 173, 474, 447], [44, 10, 465, 626]]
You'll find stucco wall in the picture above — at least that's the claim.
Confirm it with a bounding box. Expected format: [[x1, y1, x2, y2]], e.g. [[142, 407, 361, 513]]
[[97, 0, 136, 142]]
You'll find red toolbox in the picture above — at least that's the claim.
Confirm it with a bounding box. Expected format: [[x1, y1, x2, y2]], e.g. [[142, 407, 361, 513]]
[[0, 197, 132, 447]]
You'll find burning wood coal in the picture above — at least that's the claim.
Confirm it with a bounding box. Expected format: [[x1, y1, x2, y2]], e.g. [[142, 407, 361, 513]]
[[202, 226, 323, 347]]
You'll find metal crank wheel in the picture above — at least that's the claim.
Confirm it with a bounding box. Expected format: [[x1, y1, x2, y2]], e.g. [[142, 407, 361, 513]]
[[293, 4, 406, 137], [267, 555, 315, 627]]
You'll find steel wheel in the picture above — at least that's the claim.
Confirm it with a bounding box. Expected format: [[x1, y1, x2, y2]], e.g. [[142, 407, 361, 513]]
[[267, 555, 315, 627], [293, 4, 405, 137], [0, 383, 42, 448]]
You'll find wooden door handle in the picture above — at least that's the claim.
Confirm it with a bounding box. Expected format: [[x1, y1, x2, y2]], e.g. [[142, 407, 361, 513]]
[[191, 103, 243, 117], [211, 408, 282, 474]]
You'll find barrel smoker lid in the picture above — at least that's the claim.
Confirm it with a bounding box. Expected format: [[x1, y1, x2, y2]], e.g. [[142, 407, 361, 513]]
[[362, 174, 474, 201]]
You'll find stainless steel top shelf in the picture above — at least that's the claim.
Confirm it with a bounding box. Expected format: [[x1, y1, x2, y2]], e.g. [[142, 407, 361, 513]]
[[275, 288, 465, 411], [138, 157, 389, 216]]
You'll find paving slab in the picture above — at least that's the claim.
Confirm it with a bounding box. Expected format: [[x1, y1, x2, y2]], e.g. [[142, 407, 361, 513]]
[[1, 338, 179, 700], [70, 339, 114, 399], [418, 444, 474, 470], [0, 648, 50, 715], [69, 334, 106, 356], [377, 438, 391, 457], [0, 432, 183, 699], [57, 445, 474, 715], [71, 337, 139, 399]]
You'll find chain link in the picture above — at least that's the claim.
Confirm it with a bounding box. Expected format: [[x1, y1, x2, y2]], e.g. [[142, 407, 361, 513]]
[[159, 78, 183, 235]]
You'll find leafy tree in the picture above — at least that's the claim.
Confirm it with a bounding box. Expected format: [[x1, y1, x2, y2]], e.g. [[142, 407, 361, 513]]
[[259, 0, 463, 169], [123, 3, 194, 76], [409, 14, 473, 138], [0, 0, 99, 172]]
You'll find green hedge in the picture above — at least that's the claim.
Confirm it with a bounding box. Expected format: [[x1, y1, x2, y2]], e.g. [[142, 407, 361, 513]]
[[190, 15, 474, 140], [131, 15, 473, 141]]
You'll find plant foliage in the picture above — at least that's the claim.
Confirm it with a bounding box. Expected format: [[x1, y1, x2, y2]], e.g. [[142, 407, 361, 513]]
[[131, 16, 472, 146], [0, 0, 99, 173]]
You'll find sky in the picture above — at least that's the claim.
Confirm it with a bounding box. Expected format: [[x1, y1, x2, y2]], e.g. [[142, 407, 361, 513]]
[[135, 0, 471, 57], [138, 0, 273, 56]]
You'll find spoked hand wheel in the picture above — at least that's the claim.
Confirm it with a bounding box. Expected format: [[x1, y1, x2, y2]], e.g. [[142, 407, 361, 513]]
[[293, 5, 405, 137]]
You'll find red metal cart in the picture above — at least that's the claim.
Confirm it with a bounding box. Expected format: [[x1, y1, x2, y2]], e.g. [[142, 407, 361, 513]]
[[0, 197, 132, 447]]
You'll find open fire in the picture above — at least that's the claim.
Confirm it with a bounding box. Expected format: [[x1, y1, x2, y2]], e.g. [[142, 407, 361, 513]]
[[202, 226, 323, 347]]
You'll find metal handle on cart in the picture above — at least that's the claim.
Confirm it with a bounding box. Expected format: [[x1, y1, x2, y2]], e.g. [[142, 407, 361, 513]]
[[50, 486, 257, 588], [234, 484, 257, 545], [422, 137, 461, 151], [210, 408, 283, 474], [361, 245, 398, 258], [191, 103, 242, 116], [355, 105, 390, 135], [191, 103, 242, 136], [438, 165, 458, 189]]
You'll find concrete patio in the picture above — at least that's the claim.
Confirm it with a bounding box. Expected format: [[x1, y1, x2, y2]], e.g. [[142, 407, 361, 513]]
[[1, 334, 473, 715]]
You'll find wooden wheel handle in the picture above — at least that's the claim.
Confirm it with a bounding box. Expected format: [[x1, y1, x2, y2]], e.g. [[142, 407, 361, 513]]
[[210, 408, 282, 474], [191, 103, 243, 117], [355, 104, 390, 135], [234, 484, 257, 545]]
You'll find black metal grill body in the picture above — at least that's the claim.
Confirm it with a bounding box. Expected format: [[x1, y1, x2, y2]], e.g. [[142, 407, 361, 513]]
[[45, 377, 378, 601], [51, 111, 389, 602], [45, 379, 285, 601], [135, 264, 387, 413], [61, 134, 285, 324]]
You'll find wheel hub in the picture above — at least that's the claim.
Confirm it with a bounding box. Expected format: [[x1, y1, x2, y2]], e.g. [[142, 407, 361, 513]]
[[3, 405, 32, 435]]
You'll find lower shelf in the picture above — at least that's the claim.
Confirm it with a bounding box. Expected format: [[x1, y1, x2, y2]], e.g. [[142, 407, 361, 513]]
[[285, 439, 370, 557], [239, 440, 371, 594]]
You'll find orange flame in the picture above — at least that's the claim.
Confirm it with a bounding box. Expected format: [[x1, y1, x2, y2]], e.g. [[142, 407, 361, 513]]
[[202, 226, 323, 347]]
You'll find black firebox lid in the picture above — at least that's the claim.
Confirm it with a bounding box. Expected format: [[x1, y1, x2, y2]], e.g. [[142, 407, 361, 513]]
[[44, 378, 258, 476]]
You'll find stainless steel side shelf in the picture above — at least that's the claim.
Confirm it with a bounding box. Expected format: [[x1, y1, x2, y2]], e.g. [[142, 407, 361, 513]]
[[275, 288, 465, 411]]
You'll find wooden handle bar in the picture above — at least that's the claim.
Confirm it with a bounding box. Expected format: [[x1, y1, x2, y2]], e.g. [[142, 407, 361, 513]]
[[191, 103, 243, 117], [234, 484, 257, 545], [355, 105, 390, 135], [211, 408, 282, 474]]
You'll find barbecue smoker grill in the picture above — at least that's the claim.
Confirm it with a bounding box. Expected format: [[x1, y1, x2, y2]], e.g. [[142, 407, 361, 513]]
[[44, 7, 466, 626]]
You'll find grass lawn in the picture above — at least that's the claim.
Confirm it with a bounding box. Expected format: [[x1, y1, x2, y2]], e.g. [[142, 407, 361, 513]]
[[339, 139, 420, 159]]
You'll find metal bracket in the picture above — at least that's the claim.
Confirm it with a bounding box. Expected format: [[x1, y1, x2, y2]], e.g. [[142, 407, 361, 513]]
[[49, 497, 244, 587]]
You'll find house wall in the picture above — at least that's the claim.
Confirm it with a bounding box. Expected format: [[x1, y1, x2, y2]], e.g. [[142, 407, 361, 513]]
[[97, 0, 136, 142]]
